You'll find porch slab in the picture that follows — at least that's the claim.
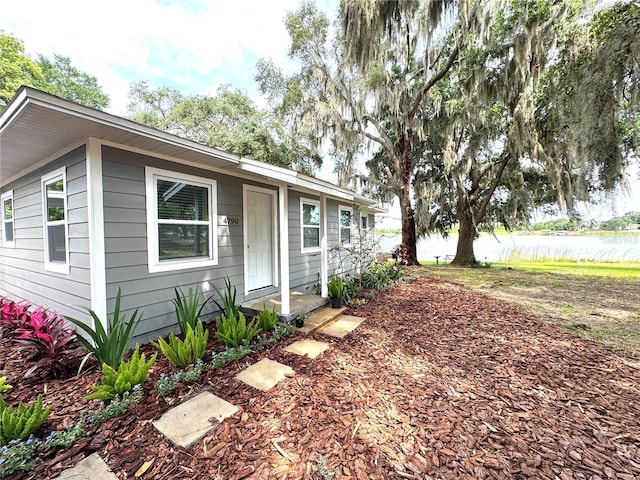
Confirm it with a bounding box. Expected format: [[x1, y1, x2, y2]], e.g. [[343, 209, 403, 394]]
[[241, 291, 328, 322], [235, 358, 294, 391], [53, 453, 117, 480], [316, 315, 367, 338], [152, 391, 239, 448], [283, 339, 331, 358], [296, 306, 346, 334]]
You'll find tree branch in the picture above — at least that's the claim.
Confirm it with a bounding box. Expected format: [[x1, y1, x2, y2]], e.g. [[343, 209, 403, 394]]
[[409, 44, 460, 119], [477, 153, 511, 222]]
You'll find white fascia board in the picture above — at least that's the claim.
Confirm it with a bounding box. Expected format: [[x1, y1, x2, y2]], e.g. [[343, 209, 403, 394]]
[[17, 87, 241, 166], [0, 89, 29, 135]]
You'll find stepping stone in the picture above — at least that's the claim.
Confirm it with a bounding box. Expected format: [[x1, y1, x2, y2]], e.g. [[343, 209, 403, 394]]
[[317, 315, 367, 338], [235, 358, 294, 391], [283, 339, 330, 358], [152, 391, 238, 448], [52, 453, 117, 480]]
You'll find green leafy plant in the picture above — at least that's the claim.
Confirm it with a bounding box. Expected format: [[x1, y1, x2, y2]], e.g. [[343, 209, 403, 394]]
[[209, 278, 239, 318], [173, 286, 210, 337], [215, 311, 261, 348], [0, 437, 40, 477], [327, 275, 344, 299], [67, 288, 142, 371], [86, 385, 143, 425], [0, 395, 51, 446], [256, 306, 278, 331], [84, 345, 156, 401], [0, 377, 12, 394], [45, 422, 85, 448], [151, 321, 208, 368]]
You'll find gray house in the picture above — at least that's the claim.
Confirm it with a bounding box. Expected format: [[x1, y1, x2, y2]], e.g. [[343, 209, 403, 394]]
[[0, 87, 381, 342]]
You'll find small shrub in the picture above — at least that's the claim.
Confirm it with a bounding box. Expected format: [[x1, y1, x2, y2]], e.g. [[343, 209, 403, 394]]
[[0, 300, 30, 333], [67, 288, 142, 371], [0, 377, 12, 394], [15, 310, 80, 378], [0, 395, 51, 446], [85, 345, 156, 401], [256, 306, 278, 331], [173, 286, 210, 337], [152, 321, 208, 368], [209, 278, 239, 318], [361, 260, 394, 290], [215, 311, 261, 348], [327, 275, 344, 299]]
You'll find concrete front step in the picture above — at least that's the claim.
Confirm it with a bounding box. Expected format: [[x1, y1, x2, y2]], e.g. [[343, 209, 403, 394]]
[[295, 306, 346, 334]]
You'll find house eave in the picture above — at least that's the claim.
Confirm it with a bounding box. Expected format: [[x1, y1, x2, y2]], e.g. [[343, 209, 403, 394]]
[[0, 87, 240, 186]]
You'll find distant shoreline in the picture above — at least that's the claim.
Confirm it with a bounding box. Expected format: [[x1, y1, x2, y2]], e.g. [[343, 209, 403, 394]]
[[375, 229, 640, 237]]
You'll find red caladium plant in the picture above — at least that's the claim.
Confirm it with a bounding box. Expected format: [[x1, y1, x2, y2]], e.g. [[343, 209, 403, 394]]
[[15, 309, 81, 378]]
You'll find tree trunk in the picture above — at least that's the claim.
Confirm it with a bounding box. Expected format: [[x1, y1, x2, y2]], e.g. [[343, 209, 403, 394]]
[[398, 128, 420, 266], [399, 187, 419, 265], [452, 200, 478, 265]]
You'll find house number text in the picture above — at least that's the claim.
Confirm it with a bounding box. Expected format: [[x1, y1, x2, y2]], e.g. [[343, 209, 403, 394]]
[[218, 215, 241, 226]]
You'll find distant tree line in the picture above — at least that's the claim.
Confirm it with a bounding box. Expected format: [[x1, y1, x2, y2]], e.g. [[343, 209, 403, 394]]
[[529, 212, 640, 232]]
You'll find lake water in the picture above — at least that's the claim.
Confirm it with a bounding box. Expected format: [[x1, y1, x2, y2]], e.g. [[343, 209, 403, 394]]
[[376, 233, 640, 262]]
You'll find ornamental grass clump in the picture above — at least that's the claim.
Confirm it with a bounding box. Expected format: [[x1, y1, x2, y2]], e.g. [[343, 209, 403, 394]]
[[173, 286, 211, 337], [0, 395, 51, 446], [209, 278, 240, 318], [152, 321, 208, 368], [67, 288, 142, 371], [85, 345, 156, 401], [215, 311, 261, 348]]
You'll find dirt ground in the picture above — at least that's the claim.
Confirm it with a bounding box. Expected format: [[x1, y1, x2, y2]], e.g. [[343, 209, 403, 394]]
[[1, 274, 639, 479], [422, 266, 640, 362]]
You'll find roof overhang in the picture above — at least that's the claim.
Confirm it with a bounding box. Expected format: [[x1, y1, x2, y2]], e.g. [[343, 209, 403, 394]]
[[0, 87, 240, 186], [0, 87, 385, 213]]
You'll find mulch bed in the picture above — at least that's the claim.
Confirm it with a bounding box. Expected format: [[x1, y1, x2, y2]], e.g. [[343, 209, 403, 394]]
[[1, 275, 639, 479]]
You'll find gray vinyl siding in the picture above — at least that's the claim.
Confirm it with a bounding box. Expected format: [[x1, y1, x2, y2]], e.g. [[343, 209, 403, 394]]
[[0, 147, 91, 320], [287, 191, 321, 292], [101, 146, 277, 343]]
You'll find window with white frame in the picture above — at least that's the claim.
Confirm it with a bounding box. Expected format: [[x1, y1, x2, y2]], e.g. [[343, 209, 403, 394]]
[[360, 214, 371, 240], [145, 167, 217, 272], [1, 191, 14, 247], [42, 168, 69, 273], [339, 206, 353, 245], [300, 198, 321, 252]]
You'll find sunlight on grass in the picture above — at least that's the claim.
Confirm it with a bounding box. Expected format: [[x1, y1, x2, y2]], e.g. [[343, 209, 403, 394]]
[[492, 260, 640, 279]]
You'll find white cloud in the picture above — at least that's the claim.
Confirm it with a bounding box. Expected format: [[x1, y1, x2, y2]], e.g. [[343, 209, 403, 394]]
[[1, 0, 330, 115]]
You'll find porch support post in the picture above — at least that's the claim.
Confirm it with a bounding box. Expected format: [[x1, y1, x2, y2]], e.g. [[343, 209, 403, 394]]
[[278, 183, 290, 315], [86, 138, 107, 332], [320, 194, 328, 298]]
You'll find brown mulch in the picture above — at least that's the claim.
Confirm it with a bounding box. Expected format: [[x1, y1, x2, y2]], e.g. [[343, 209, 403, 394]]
[[1, 275, 640, 479]]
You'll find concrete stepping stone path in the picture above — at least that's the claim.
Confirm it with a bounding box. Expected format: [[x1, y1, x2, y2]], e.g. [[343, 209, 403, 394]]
[[52, 453, 117, 480], [283, 338, 330, 358], [316, 315, 367, 338], [235, 358, 294, 391], [152, 391, 239, 448]]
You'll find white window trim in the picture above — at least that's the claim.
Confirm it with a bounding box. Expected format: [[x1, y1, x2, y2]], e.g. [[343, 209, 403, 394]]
[[300, 197, 321, 253], [145, 166, 218, 273], [1, 190, 14, 248], [41, 168, 70, 274], [339, 205, 353, 246]]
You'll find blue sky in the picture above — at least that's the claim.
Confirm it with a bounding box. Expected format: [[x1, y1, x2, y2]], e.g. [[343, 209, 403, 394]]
[[2, 0, 338, 115]]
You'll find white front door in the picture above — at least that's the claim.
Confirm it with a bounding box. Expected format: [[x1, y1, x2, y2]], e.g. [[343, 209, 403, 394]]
[[246, 189, 274, 291]]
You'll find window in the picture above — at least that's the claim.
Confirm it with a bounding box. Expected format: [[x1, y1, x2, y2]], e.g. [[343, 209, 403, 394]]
[[42, 168, 69, 273], [361, 214, 369, 230], [1, 191, 14, 247], [145, 167, 217, 272], [300, 198, 320, 252], [339, 206, 353, 245]]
